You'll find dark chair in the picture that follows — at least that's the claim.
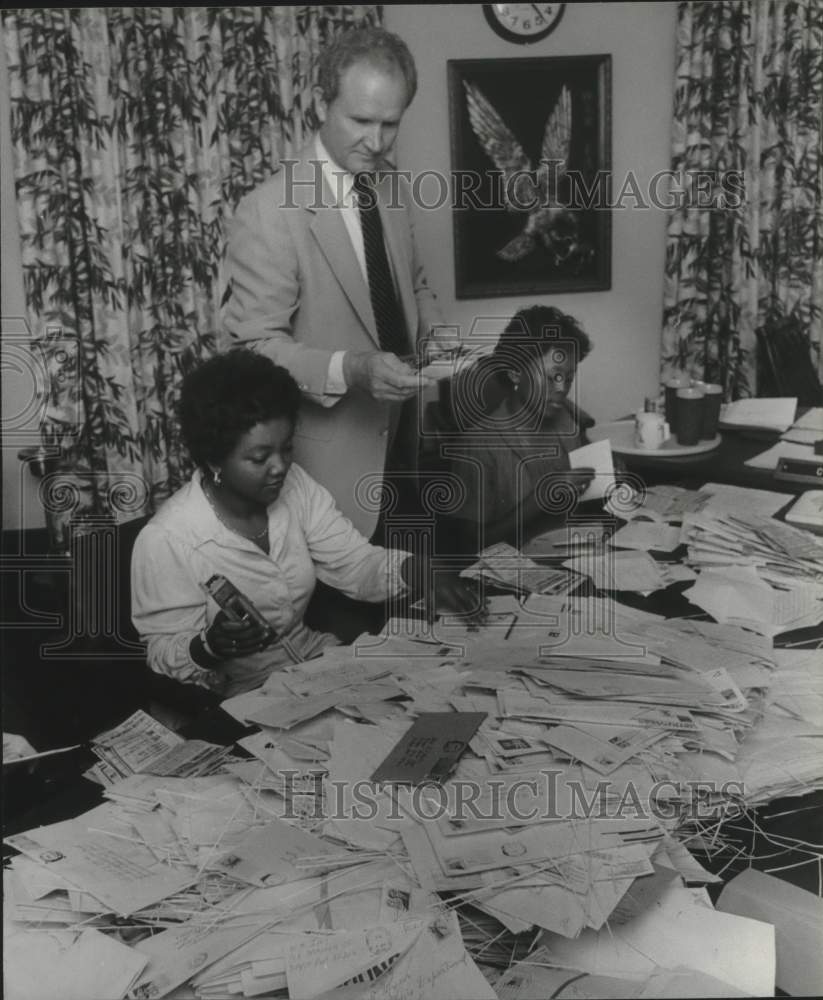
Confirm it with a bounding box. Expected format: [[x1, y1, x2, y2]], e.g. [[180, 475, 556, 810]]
[[756, 319, 823, 407], [33, 515, 220, 740]]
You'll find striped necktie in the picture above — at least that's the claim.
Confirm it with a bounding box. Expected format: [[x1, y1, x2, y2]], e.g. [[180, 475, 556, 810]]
[[353, 172, 408, 357]]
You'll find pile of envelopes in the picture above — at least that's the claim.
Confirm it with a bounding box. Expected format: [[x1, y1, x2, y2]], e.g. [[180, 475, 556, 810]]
[[5, 482, 823, 999]]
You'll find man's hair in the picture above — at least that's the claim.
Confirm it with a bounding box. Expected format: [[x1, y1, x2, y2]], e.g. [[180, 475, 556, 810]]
[[316, 26, 417, 105], [179, 349, 302, 468]]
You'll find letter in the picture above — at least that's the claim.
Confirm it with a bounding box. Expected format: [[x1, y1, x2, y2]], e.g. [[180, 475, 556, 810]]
[[536, 159, 567, 208], [506, 778, 540, 822], [279, 158, 326, 210], [280, 769, 300, 821], [720, 169, 745, 209], [690, 170, 718, 210], [721, 780, 745, 800], [451, 779, 486, 822], [540, 769, 565, 820], [452, 169, 490, 211], [410, 781, 447, 822], [685, 779, 718, 820], [351, 780, 379, 821], [383, 785, 405, 822], [649, 779, 680, 821], [569, 778, 610, 819], [614, 780, 647, 820], [503, 170, 540, 211], [648, 170, 683, 210], [613, 170, 648, 210], [331, 778, 348, 822], [411, 169, 449, 211], [383, 169, 411, 210], [566, 170, 611, 210]]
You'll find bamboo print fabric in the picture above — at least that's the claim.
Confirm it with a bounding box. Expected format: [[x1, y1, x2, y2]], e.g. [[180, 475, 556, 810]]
[[661, 0, 823, 399], [2, 6, 379, 547]]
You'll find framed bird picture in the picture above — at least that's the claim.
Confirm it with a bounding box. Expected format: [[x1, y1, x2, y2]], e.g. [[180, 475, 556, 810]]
[[448, 55, 612, 298]]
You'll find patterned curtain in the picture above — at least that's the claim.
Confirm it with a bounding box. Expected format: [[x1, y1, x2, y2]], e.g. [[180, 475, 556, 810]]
[[660, 0, 823, 399], [2, 5, 380, 550]]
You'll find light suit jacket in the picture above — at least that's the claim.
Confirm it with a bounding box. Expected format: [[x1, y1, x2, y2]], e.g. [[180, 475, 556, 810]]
[[221, 139, 442, 537]]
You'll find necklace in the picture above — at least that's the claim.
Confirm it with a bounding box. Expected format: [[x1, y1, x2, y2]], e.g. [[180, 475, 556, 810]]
[[202, 479, 269, 543]]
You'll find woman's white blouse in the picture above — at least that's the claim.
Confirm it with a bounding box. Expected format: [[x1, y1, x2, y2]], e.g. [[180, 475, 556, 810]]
[[131, 464, 408, 696]]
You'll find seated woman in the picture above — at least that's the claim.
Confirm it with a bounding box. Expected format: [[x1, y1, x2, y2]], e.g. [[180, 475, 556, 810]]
[[131, 350, 478, 698], [445, 305, 596, 551]]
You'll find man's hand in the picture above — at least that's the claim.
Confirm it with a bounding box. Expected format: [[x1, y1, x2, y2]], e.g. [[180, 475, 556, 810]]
[[344, 350, 427, 401], [423, 325, 463, 363]]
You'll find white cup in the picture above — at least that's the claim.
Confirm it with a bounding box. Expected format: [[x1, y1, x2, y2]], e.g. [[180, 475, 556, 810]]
[[635, 411, 670, 449]]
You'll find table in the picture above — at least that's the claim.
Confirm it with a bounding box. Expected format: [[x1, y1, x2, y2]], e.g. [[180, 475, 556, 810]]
[[4, 461, 822, 997], [614, 425, 802, 493]]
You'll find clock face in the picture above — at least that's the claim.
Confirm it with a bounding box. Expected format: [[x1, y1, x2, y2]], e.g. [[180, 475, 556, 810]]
[[483, 3, 566, 43]]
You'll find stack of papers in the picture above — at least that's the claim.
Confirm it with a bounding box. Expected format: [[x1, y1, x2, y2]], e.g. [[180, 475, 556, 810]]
[[680, 509, 823, 586], [608, 519, 682, 552], [537, 881, 776, 996], [84, 710, 233, 787], [6, 475, 823, 999], [781, 406, 823, 445], [610, 482, 790, 523], [745, 439, 817, 469], [683, 566, 823, 637], [563, 550, 666, 593], [461, 542, 584, 595], [720, 397, 797, 433]]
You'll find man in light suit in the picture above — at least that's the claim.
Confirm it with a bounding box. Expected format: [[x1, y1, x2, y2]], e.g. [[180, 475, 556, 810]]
[[221, 27, 448, 540]]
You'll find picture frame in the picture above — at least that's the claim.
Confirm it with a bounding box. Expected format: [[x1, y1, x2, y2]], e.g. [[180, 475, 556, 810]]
[[448, 55, 612, 299]]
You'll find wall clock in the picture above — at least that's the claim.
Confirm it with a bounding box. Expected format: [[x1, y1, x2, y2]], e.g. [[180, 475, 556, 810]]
[[482, 3, 566, 44]]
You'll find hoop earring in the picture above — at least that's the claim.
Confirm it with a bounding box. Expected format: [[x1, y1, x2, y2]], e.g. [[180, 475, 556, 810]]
[[212, 468, 222, 486]]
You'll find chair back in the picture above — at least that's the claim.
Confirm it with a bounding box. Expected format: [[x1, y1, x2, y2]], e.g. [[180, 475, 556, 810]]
[[756, 320, 823, 406]]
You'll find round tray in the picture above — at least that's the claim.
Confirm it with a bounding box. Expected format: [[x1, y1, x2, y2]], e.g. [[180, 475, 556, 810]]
[[588, 420, 722, 458]]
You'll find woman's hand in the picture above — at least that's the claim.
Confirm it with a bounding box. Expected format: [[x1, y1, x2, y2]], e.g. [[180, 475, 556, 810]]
[[520, 466, 595, 527], [430, 571, 486, 620], [204, 610, 277, 660], [553, 466, 595, 498], [612, 454, 629, 477], [401, 555, 487, 621]]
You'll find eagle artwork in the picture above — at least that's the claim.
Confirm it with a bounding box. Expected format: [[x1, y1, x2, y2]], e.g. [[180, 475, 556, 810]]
[[463, 80, 592, 269]]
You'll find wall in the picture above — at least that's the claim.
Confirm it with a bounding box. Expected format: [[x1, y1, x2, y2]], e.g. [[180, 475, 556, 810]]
[[1, 34, 46, 532], [385, 2, 678, 424]]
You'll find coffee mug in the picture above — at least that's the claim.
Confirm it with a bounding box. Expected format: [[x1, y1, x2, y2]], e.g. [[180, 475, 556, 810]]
[[635, 411, 671, 449], [664, 373, 691, 433], [697, 382, 723, 439], [675, 386, 705, 445]]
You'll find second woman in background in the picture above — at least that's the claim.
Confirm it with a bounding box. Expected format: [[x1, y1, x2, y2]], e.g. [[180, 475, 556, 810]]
[[446, 305, 596, 550]]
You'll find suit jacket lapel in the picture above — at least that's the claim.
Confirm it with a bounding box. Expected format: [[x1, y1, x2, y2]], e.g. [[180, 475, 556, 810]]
[[309, 204, 378, 345], [297, 142, 416, 352], [290, 141, 378, 347]]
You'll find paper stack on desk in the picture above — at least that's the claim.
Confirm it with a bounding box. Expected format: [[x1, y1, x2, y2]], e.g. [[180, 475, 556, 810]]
[[563, 549, 666, 593], [84, 709, 233, 787], [680, 507, 823, 585], [683, 566, 823, 637], [744, 439, 817, 469], [781, 406, 823, 445], [720, 396, 797, 433], [7, 524, 823, 999], [461, 541, 584, 595]]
